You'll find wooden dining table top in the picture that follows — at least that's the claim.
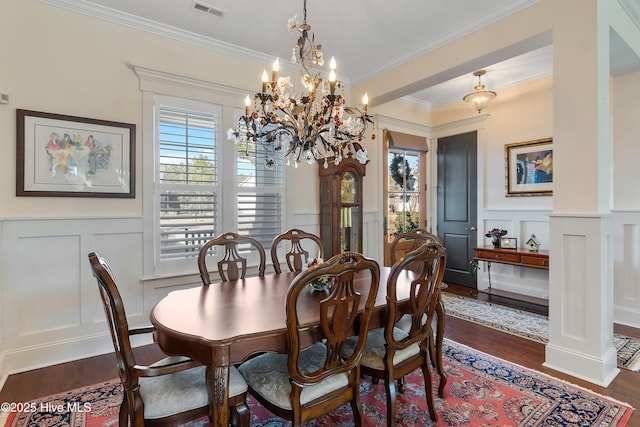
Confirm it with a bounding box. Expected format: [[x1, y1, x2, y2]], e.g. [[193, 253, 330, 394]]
[[150, 266, 413, 364]]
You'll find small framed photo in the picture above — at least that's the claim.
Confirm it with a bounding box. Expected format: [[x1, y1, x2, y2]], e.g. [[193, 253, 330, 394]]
[[505, 137, 553, 197], [500, 237, 517, 249]]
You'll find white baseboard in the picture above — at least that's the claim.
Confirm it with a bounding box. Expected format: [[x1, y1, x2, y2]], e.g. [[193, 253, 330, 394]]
[[544, 343, 619, 387], [3, 332, 153, 376], [614, 305, 640, 329]]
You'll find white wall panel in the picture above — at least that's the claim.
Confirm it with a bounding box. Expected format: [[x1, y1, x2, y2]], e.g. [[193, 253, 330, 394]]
[[561, 234, 587, 340], [613, 210, 640, 327], [14, 234, 82, 335]]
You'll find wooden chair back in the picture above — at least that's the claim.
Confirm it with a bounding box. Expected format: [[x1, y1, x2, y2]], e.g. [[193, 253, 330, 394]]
[[89, 252, 139, 400], [198, 232, 266, 284], [286, 252, 380, 423], [271, 228, 324, 274], [385, 242, 447, 352], [390, 228, 442, 265]]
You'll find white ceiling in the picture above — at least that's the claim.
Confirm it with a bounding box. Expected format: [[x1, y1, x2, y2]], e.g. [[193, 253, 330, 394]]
[[39, 0, 640, 108]]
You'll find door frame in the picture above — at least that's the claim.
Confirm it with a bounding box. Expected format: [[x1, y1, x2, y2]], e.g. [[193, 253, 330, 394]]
[[376, 120, 432, 267]]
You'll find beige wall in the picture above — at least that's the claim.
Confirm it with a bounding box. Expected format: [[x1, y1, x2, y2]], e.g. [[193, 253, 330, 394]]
[[0, 0, 275, 218], [612, 70, 640, 209], [433, 77, 554, 212]]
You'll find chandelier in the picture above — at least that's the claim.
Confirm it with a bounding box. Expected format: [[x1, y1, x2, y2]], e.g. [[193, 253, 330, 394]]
[[227, 0, 375, 169], [463, 70, 497, 114]]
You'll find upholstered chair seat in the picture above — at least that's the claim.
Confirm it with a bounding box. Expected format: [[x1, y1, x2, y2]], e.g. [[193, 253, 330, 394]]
[[239, 343, 348, 410], [343, 328, 421, 371], [140, 359, 247, 420]]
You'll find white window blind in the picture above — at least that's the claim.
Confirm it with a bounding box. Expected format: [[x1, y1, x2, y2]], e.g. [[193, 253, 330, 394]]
[[157, 105, 218, 260], [236, 132, 283, 251]]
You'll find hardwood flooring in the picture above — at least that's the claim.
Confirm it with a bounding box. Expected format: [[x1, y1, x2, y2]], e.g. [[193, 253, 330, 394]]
[[1, 283, 638, 425]]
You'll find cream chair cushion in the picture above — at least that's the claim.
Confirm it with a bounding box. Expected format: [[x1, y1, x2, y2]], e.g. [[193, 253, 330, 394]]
[[238, 342, 349, 410], [394, 313, 431, 332], [140, 357, 247, 420], [343, 327, 421, 370]]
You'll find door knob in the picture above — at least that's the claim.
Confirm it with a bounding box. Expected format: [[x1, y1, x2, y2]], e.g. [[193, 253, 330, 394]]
[[469, 226, 477, 231]]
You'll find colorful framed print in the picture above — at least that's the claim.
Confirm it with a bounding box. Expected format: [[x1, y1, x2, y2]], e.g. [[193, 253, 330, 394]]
[[505, 137, 552, 197], [17, 109, 135, 198]]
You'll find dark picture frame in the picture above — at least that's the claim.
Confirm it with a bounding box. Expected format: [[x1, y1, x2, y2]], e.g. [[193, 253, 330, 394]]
[[505, 137, 553, 197], [17, 109, 135, 198]]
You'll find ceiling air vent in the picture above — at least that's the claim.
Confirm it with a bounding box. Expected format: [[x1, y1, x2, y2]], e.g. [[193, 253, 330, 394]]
[[192, 1, 226, 18]]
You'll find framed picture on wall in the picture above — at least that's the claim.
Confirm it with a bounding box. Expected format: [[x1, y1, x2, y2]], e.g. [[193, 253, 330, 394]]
[[17, 109, 135, 198], [505, 137, 553, 197]]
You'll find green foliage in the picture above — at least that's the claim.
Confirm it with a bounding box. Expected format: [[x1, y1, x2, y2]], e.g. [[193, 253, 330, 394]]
[[390, 154, 412, 189], [393, 211, 421, 235]]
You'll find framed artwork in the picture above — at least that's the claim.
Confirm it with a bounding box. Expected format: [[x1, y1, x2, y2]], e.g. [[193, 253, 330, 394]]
[[505, 137, 552, 197], [17, 109, 135, 198]]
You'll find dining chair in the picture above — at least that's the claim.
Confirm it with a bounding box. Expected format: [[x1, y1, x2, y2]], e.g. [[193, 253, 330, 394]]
[[343, 242, 447, 425], [391, 228, 448, 397], [88, 252, 250, 427], [238, 252, 381, 426], [198, 232, 266, 284], [270, 228, 324, 274]]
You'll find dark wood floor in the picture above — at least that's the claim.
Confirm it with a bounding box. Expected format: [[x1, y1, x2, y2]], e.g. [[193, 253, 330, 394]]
[[1, 283, 638, 425]]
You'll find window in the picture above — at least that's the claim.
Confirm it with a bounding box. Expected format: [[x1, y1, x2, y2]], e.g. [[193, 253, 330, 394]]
[[387, 150, 422, 237], [236, 132, 283, 250], [157, 103, 218, 261], [150, 94, 283, 275]]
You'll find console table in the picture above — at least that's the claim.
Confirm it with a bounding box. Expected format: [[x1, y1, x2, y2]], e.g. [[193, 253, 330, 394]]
[[470, 246, 549, 307]]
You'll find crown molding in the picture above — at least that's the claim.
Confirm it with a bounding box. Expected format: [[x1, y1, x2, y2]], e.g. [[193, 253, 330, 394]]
[[618, 0, 640, 30], [351, 0, 541, 85], [37, 0, 353, 87]]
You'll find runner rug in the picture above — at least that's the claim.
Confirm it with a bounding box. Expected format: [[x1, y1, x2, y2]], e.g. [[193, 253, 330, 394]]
[[441, 292, 640, 372], [1, 339, 633, 426]]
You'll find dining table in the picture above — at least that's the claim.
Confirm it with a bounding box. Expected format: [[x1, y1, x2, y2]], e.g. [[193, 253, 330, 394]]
[[150, 266, 446, 427]]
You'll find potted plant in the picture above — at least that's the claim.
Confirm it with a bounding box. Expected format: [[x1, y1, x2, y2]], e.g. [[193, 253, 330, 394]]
[[485, 228, 507, 248]]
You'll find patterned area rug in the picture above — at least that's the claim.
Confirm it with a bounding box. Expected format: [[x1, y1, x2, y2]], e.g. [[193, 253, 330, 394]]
[[441, 292, 640, 371], [2, 339, 633, 426]]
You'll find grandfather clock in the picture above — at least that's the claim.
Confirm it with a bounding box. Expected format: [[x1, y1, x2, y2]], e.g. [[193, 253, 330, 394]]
[[318, 151, 367, 257]]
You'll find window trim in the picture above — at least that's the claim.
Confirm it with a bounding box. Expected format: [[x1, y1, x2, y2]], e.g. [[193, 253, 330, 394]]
[[135, 66, 286, 279]]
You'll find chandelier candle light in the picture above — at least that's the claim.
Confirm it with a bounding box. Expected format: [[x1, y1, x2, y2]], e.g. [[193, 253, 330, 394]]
[[227, 0, 375, 169]]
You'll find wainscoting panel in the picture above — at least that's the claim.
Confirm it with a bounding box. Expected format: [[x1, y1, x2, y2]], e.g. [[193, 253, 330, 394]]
[[13, 233, 82, 335], [613, 210, 640, 328], [1, 217, 146, 374]]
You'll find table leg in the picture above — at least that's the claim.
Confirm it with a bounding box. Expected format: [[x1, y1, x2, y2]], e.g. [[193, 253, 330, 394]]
[[207, 363, 229, 427]]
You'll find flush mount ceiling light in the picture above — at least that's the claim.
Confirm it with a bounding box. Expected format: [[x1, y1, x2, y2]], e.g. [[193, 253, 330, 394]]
[[463, 70, 497, 114], [227, 0, 374, 169]]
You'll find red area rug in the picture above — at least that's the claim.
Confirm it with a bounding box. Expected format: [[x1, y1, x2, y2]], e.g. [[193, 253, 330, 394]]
[[2, 339, 633, 426]]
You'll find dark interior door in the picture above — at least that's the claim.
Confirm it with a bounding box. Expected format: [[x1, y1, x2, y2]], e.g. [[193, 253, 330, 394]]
[[437, 131, 477, 288]]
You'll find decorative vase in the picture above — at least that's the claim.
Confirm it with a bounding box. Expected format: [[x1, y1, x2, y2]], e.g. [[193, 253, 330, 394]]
[[492, 237, 500, 248]]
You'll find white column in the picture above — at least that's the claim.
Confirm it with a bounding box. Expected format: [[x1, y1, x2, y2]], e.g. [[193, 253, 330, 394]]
[[544, 0, 618, 386]]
